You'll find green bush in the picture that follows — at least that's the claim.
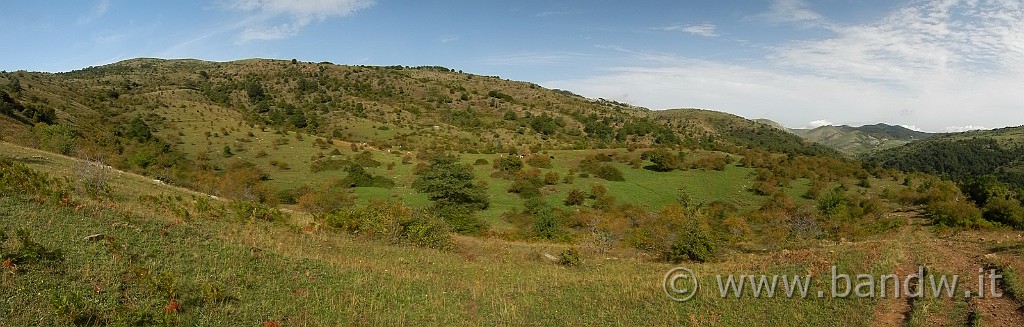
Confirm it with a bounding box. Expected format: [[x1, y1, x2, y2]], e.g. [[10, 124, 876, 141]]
[[309, 158, 352, 172], [413, 154, 490, 211], [0, 159, 70, 203], [525, 198, 568, 241], [229, 200, 286, 222], [432, 204, 486, 235], [558, 248, 581, 267], [663, 222, 717, 263], [326, 201, 453, 249], [925, 198, 988, 228], [641, 148, 684, 172], [505, 179, 540, 199], [590, 164, 624, 181], [525, 155, 552, 168], [982, 197, 1024, 229], [564, 189, 585, 206], [340, 164, 394, 188], [493, 155, 523, 175]]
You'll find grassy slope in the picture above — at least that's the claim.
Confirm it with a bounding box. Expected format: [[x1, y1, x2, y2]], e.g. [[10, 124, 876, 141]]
[[1, 141, 907, 326], [13, 140, 1024, 325], [148, 100, 778, 231]]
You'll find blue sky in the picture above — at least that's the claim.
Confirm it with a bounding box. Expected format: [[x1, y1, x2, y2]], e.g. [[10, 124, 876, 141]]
[[1, 0, 1022, 132]]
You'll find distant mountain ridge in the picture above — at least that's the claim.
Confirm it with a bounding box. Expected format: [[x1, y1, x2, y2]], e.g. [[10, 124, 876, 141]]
[[786, 122, 939, 155]]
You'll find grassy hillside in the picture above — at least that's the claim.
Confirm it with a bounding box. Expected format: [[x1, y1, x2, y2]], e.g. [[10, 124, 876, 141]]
[[791, 124, 937, 156], [0, 59, 864, 236], [5, 141, 1024, 325], [654, 109, 836, 157], [5, 58, 1024, 324]]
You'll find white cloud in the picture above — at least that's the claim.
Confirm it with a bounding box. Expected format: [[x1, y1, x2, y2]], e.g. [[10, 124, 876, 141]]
[[943, 125, 987, 133], [78, 0, 110, 24], [547, 0, 1024, 132], [899, 125, 924, 132], [747, 0, 825, 26], [656, 24, 719, 37], [808, 120, 834, 128], [223, 0, 375, 42]]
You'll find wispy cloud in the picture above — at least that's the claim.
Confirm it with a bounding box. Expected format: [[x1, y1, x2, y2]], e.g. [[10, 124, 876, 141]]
[[655, 24, 719, 37], [440, 34, 459, 43], [239, 23, 303, 42], [221, 0, 375, 42], [944, 125, 988, 133], [78, 0, 110, 24], [746, 0, 825, 26], [547, 0, 1024, 132], [535, 10, 577, 18]]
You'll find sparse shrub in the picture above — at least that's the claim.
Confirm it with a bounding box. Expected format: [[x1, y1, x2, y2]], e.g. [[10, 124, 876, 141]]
[[664, 222, 717, 263], [926, 197, 987, 228], [353, 151, 381, 167], [558, 248, 581, 267], [492, 155, 523, 175], [857, 177, 872, 188], [751, 179, 777, 196], [525, 154, 552, 168], [340, 164, 394, 188], [578, 156, 625, 182], [526, 198, 568, 241], [78, 160, 111, 197], [641, 148, 684, 172], [229, 200, 286, 222], [473, 158, 489, 165], [325, 200, 453, 249], [564, 189, 585, 206], [507, 179, 542, 198], [544, 171, 560, 185], [592, 164, 624, 181], [32, 124, 79, 156], [309, 158, 350, 172], [297, 184, 355, 216], [983, 197, 1024, 229], [816, 187, 852, 217]]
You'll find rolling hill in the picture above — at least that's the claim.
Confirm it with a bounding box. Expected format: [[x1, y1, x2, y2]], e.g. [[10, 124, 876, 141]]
[[866, 125, 1024, 189], [0, 58, 848, 228], [790, 123, 938, 155], [4, 58, 1024, 325]]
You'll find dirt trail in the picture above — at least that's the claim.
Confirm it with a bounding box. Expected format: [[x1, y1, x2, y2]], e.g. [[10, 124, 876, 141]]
[[871, 210, 1024, 326], [871, 212, 922, 327]]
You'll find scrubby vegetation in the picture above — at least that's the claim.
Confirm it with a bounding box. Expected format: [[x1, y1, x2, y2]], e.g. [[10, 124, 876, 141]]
[[4, 59, 1024, 325]]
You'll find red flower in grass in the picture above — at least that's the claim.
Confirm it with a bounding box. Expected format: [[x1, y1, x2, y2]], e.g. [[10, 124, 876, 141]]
[[263, 321, 281, 327], [164, 299, 182, 314]]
